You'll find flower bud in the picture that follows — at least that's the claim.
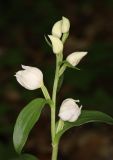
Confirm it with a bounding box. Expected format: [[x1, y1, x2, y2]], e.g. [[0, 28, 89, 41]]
[[51, 17, 70, 38], [62, 17, 70, 33], [15, 65, 43, 90], [52, 20, 62, 38], [48, 35, 63, 54], [66, 52, 87, 66], [58, 98, 82, 122]]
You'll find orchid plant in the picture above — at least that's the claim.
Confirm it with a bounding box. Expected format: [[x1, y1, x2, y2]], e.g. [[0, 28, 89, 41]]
[[13, 17, 113, 160]]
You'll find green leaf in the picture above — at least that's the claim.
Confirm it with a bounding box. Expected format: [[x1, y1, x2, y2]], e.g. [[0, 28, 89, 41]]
[[11, 153, 38, 160], [62, 60, 80, 70], [13, 98, 47, 154], [59, 61, 80, 77], [55, 110, 113, 143]]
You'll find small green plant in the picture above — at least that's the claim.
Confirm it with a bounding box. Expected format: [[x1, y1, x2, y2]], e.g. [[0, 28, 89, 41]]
[[13, 17, 113, 160]]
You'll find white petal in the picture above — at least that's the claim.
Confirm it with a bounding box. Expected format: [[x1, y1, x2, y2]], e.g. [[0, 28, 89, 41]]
[[52, 20, 62, 38], [15, 65, 43, 90], [62, 17, 70, 33], [48, 35, 63, 54], [15, 70, 23, 77], [75, 100, 80, 103], [21, 65, 31, 70], [16, 73, 26, 87], [69, 108, 81, 122], [58, 98, 82, 122]]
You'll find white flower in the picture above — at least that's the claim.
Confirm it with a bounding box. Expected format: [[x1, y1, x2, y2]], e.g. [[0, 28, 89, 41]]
[[48, 35, 63, 54], [66, 52, 88, 66], [51, 17, 70, 38], [58, 98, 82, 122], [52, 20, 62, 38], [62, 16, 70, 33], [15, 65, 43, 90]]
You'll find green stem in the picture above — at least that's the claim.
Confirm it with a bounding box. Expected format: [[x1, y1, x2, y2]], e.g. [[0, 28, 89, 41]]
[[41, 84, 55, 143], [52, 143, 59, 160], [51, 106, 55, 142], [52, 56, 60, 104], [51, 56, 59, 141], [51, 55, 61, 160], [41, 84, 51, 100], [42, 55, 62, 159], [41, 55, 60, 147]]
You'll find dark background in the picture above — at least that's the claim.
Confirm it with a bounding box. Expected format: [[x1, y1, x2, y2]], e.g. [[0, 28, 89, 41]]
[[0, 0, 113, 159]]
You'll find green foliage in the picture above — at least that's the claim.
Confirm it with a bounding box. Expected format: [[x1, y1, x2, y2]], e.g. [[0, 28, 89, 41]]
[[13, 98, 47, 154], [62, 60, 80, 70], [55, 110, 113, 143]]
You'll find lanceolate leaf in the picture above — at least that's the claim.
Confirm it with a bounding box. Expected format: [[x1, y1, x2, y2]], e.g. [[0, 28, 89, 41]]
[[13, 98, 47, 154], [55, 110, 113, 143], [62, 60, 80, 70], [12, 153, 38, 160]]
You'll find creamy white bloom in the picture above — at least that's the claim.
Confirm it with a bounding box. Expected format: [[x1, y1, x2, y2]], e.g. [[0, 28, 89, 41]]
[[48, 35, 63, 54], [66, 52, 88, 66], [52, 20, 62, 38], [15, 65, 43, 90], [62, 16, 70, 33], [51, 17, 70, 38], [58, 98, 82, 122]]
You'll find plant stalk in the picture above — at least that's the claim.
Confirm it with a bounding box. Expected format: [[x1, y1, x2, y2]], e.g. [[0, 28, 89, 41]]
[[42, 55, 61, 160], [41, 84, 51, 100], [41, 84, 55, 143], [51, 55, 61, 159], [52, 143, 59, 160]]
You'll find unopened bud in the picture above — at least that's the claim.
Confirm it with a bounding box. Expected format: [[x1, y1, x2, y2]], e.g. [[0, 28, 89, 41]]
[[51, 17, 70, 39], [66, 52, 87, 66]]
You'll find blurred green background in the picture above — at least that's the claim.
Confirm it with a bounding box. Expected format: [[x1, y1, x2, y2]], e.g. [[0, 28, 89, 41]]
[[0, 0, 113, 160]]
